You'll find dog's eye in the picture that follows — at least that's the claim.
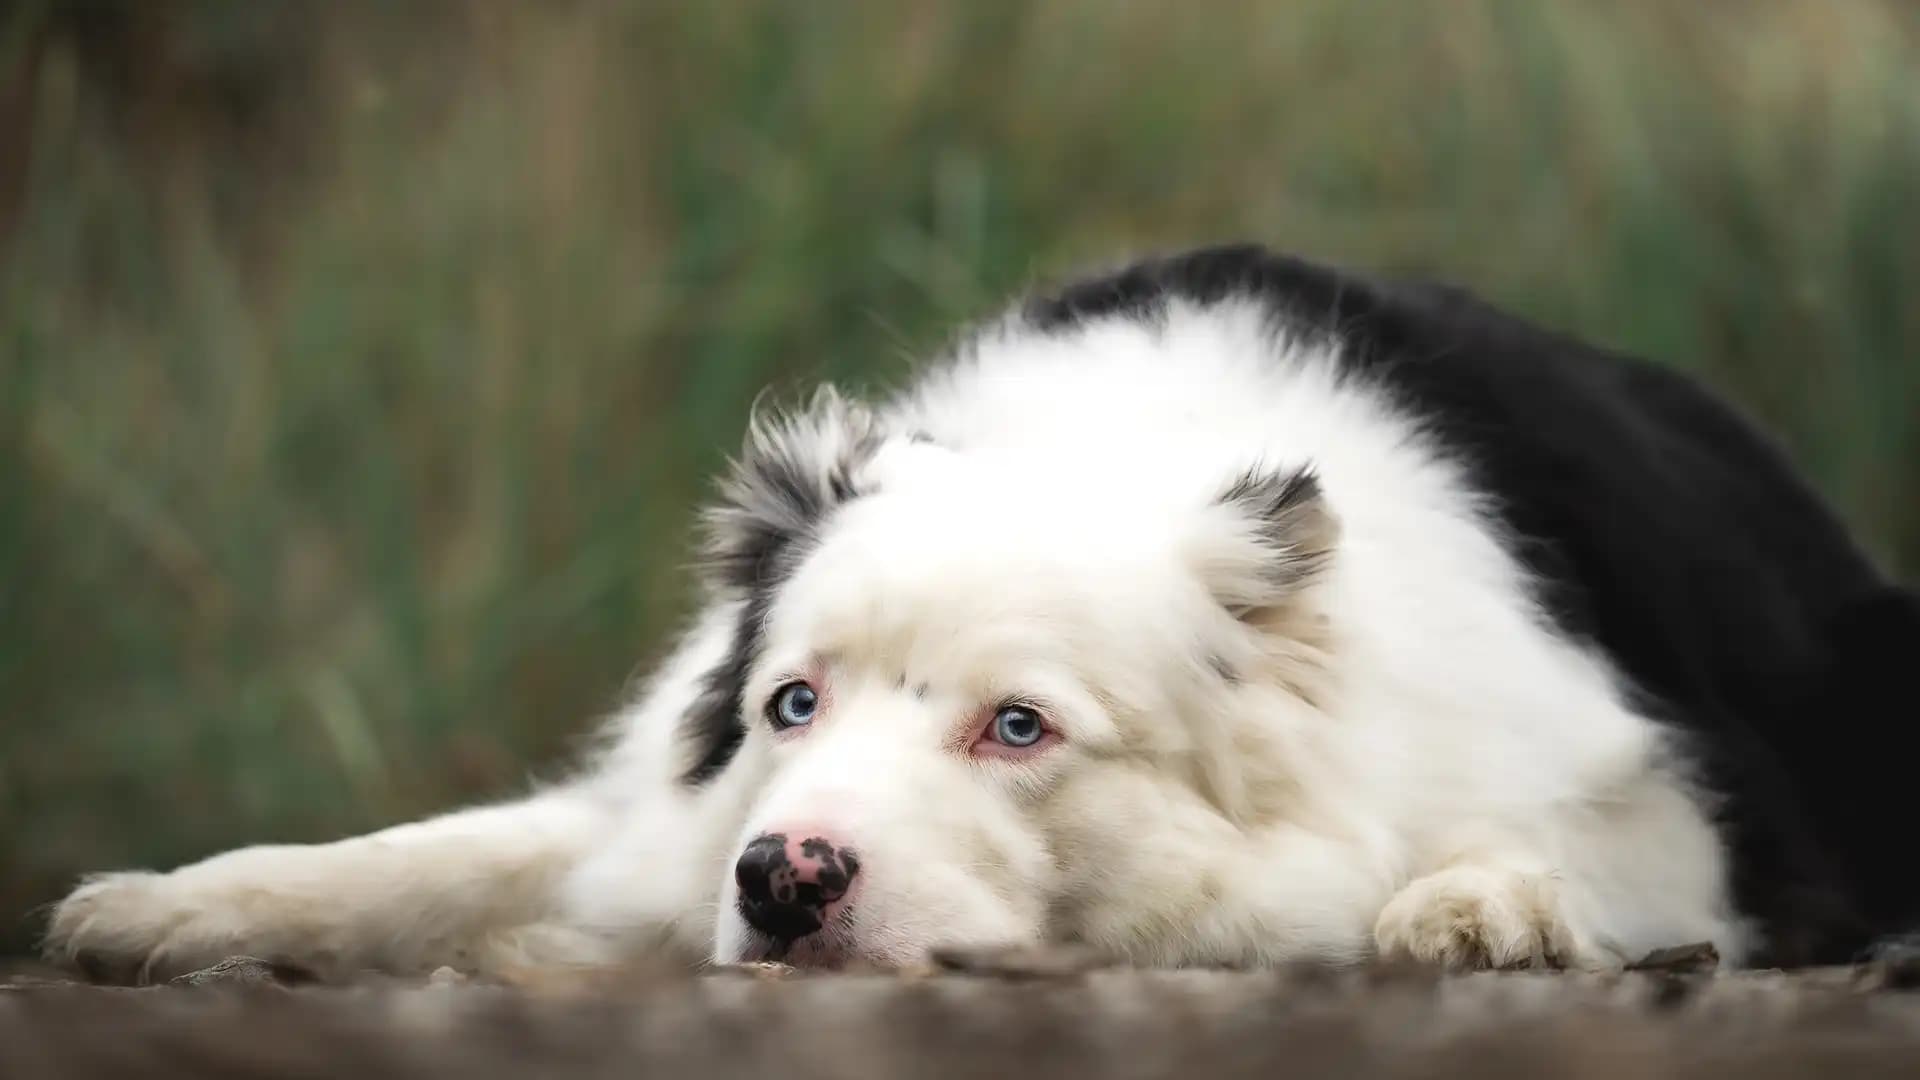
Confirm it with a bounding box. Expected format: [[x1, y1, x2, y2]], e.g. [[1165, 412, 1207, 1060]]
[[990, 705, 1044, 747], [769, 682, 818, 728]]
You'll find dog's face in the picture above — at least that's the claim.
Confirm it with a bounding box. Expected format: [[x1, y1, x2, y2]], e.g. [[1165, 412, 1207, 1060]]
[[703, 395, 1337, 968]]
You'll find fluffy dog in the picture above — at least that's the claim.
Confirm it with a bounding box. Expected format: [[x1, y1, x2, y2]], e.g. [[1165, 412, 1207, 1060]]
[[45, 245, 1919, 982]]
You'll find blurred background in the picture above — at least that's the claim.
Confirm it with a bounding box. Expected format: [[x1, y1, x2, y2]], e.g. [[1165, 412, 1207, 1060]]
[[2, 1, 1917, 957]]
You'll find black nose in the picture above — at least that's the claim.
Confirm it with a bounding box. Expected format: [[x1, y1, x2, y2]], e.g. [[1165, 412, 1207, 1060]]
[[734, 832, 860, 943]]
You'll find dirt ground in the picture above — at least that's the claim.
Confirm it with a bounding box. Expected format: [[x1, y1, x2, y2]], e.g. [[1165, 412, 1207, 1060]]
[[4, 946, 1919, 1079]]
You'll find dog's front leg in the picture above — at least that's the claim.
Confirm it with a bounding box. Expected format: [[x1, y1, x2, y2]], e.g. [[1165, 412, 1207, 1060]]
[[43, 789, 620, 983]]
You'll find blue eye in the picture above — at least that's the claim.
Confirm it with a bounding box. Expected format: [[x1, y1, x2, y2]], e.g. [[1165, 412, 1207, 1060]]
[[991, 705, 1045, 747], [770, 682, 818, 728]]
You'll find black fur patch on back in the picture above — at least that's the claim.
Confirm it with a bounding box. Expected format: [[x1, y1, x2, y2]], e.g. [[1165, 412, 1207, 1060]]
[[1024, 244, 1293, 334]]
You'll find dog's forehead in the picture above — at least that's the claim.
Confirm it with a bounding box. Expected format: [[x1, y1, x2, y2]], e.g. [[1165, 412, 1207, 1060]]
[[870, 448, 1181, 551], [816, 466, 1169, 601], [758, 460, 1189, 665]]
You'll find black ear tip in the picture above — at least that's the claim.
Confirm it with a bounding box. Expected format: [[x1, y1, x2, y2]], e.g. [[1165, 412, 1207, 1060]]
[[1216, 462, 1325, 521], [698, 393, 889, 594], [1210, 461, 1339, 603], [1279, 468, 1322, 504]]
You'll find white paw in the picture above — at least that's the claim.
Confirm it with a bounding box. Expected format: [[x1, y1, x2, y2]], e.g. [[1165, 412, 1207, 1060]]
[[44, 853, 619, 984], [1373, 865, 1585, 971], [44, 870, 226, 983], [44, 853, 332, 984]]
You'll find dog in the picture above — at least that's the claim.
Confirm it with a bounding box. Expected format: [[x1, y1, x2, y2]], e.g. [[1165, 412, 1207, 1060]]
[[43, 244, 1920, 983]]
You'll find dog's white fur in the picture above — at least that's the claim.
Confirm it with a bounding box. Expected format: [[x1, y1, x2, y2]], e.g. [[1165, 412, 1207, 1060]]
[[46, 298, 1744, 981]]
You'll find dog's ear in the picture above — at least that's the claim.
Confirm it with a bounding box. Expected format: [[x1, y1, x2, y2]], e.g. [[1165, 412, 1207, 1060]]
[[700, 387, 884, 593], [1190, 463, 1339, 621]]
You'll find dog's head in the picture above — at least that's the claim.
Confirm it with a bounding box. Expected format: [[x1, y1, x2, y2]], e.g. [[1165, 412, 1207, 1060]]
[[695, 388, 1340, 968]]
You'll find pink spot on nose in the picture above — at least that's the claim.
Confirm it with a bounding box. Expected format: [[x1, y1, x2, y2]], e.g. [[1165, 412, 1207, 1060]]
[[780, 833, 860, 904]]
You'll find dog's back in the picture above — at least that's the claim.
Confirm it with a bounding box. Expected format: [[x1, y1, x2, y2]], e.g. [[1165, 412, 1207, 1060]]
[[1027, 244, 1916, 962]]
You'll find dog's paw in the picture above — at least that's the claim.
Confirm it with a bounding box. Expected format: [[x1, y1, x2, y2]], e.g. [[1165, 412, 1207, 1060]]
[[44, 862, 314, 984], [1373, 865, 1583, 972], [44, 871, 205, 983]]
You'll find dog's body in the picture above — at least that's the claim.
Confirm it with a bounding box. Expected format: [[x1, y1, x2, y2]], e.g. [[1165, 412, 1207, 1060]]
[[46, 246, 1919, 982]]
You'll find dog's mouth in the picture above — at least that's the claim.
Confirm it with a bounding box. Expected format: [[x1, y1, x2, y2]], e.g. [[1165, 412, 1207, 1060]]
[[724, 901, 938, 972], [729, 927, 860, 970]]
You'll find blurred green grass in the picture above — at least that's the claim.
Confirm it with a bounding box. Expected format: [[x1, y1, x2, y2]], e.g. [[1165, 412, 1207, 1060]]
[[2, 1, 1917, 955]]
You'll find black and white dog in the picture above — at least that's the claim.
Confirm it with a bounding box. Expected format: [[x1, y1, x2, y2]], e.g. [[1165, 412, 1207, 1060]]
[[46, 245, 1919, 981]]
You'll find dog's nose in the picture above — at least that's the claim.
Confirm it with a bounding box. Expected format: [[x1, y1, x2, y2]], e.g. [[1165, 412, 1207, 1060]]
[[734, 831, 861, 942]]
